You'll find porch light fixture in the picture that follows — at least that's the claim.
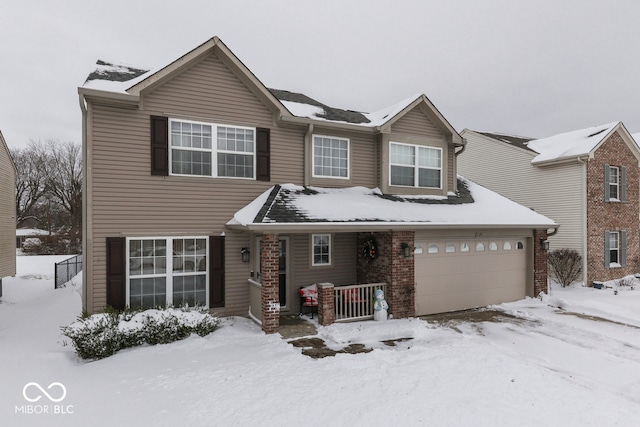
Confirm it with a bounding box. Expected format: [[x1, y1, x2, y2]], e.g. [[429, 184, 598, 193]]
[[240, 247, 250, 263], [401, 242, 412, 258], [539, 239, 550, 251]]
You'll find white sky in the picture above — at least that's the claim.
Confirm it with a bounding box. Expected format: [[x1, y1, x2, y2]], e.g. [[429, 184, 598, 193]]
[[3, 0, 640, 149]]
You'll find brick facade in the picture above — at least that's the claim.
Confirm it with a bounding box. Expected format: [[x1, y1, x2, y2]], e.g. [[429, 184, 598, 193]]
[[260, 233, 280, 334], [586, 131, 640, 286], [533, 229, 549, 296], [317, 283, 335, 326], [356, 230, 415, 318]]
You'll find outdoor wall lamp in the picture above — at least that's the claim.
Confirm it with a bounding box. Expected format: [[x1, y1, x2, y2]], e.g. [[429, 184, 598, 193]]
[[540, 239, 550, 251], [401, 242, 412, 258], [241, 247, 250, 262]]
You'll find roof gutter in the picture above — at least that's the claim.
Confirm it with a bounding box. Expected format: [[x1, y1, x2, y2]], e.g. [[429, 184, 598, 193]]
[[226, 221, 558, 233], [77, 87, 140, 107]]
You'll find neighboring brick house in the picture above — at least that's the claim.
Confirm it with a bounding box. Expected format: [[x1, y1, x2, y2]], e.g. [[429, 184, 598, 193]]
[[0, 130, 17, 297], [79, 37, 556, 333], [459, 123, 640, 286]]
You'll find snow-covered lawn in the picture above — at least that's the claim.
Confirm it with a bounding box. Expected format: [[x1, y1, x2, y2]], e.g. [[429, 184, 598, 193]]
[[1, 256, 639, 426]]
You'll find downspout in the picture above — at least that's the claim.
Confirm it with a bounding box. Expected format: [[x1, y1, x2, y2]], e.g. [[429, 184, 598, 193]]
[[453, 138, 467, 193], [78, 93, 89, 313], [304, 124, 314, 186], [577, 156, 588, 284]]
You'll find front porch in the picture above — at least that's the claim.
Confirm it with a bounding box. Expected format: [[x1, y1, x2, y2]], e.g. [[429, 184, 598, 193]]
[[249, 231, 415, 334]]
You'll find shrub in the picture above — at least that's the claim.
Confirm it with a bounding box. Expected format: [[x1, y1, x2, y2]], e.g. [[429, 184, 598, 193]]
[[548, 248, 582, 287], [61, 306, 220, 360]]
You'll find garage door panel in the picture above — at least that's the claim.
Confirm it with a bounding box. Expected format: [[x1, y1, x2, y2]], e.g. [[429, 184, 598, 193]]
[[415, 238, 527, 316]]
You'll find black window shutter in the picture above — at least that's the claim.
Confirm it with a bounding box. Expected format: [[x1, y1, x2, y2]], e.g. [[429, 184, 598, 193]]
[[151, 116, 169, 176], [106, 237, 126, 310], [256, 127, 270, 181], [209, 236, 225, 308]]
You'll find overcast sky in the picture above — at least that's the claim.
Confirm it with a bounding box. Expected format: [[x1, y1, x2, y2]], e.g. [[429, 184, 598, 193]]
[[2, 0, 640, 149]]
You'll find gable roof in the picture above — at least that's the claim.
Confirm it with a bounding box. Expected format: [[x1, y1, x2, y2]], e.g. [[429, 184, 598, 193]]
[[227, 178, 556, 232], [527, 122, 622, 165], [80, 37, 461, 143]]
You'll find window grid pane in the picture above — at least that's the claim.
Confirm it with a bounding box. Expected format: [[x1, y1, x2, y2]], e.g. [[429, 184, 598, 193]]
[[390, 143, 441, 188], [313, 136, 349, 178], [313, 234, 331, 265]]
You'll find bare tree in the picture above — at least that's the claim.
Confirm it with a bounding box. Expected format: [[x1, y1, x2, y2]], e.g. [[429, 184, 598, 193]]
[[44, 140, 82, 251], [11, 140, 48, 226]]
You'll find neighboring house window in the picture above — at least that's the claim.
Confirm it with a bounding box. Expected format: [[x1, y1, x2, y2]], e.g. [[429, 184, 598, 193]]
[[128, 237, 208, 309], [390, 142, 442, 188], [312, 234, 331, 266], [604, 164, 626, 202], [313, 135, 349, 178], [605, 230, 626, 268], [170, 119, 255, 179]]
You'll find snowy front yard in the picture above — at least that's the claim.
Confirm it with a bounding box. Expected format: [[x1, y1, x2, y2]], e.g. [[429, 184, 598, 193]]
[[1, 256, 639, 426]]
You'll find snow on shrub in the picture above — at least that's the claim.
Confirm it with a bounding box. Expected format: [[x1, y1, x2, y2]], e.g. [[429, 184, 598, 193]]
[[61, 306, 220, 360]]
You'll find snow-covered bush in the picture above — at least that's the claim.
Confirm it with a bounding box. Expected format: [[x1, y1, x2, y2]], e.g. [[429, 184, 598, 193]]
[[548, 248, 582, 287], [61, 306, 220, 360]]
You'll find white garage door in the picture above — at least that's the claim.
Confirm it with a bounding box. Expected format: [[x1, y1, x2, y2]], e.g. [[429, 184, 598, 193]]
[[415, 238, 528, 316]]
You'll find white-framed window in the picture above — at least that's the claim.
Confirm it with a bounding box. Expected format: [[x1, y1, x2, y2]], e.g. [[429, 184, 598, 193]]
[[503, 241, 512, 251], [489, 242, 498, 251], [446, 243, 456, 253], [516, 241, 524, 250], [170, 119, 255, 179], [460, 242, 470, 252], [605, 230, 626, 268], [476, 242, 485, 252], [428, 244, 439, 254], [127, 236, 208, 310], [389, 142, 442, 188], [313, 135, 349, 179], [609, 166, 619, 200], [312, 234, 331, 266]]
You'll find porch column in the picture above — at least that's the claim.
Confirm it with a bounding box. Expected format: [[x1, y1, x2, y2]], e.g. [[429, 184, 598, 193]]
[[389, 230, 415, 318], [317, 283, 335, 326], [261, 233, 280, 334], [533, 229, 549, 297]]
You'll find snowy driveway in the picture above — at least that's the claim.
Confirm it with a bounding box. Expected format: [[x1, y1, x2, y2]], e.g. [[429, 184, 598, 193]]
[[2, 256, 640, 426]]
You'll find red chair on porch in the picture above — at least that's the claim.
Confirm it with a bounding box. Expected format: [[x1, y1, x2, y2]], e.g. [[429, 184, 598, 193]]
[[299, 284, 318, 318]]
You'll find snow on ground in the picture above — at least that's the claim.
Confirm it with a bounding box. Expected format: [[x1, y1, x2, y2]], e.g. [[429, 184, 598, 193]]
[[1, 256, 640, 426]]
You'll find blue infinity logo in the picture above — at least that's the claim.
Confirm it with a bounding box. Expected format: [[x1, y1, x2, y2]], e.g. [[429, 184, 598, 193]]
[[22, 382, 67, 403]]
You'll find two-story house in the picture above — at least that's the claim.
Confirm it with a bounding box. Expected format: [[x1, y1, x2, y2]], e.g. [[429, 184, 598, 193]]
[[0, 130, 17, 297], [79, 37, 556, 333], [459, 123, 640, 287]]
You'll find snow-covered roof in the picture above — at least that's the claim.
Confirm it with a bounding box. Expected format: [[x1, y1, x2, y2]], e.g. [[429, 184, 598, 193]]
[[527, 122, 620, 165], [228, 178, 556, 230], [16, 228, 51, 237], [83, 60, 152, 94]]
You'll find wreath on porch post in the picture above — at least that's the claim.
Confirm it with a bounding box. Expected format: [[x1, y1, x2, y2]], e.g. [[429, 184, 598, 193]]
[[362, 235, 379, 261]]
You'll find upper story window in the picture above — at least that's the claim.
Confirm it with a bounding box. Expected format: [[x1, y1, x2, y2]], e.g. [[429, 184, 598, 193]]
[[313, 135, 349, 179], [170, 119, 255, 179], [609, 166, 619, 200], [604, 164, 626, 202], [390, 142, 442, 188]]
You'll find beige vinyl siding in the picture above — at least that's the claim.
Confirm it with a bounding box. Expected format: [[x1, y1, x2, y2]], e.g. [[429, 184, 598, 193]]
[[391, 108, 443, 140], [0, 136, 16, 278], [308, 128, 378, 188], [86, 50, 306, 314], [458, 131, 585, 275]]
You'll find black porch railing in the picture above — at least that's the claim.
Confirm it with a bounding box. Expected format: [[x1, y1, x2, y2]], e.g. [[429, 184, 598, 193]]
[[55, 255, 83, 289]]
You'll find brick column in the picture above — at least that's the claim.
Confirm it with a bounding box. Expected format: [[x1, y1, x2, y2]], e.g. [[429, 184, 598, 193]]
[[261, 233, 280, 334], [533, 229, 549, 297], [389, 230, 415, 318], [317, 283, 335, 326]]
